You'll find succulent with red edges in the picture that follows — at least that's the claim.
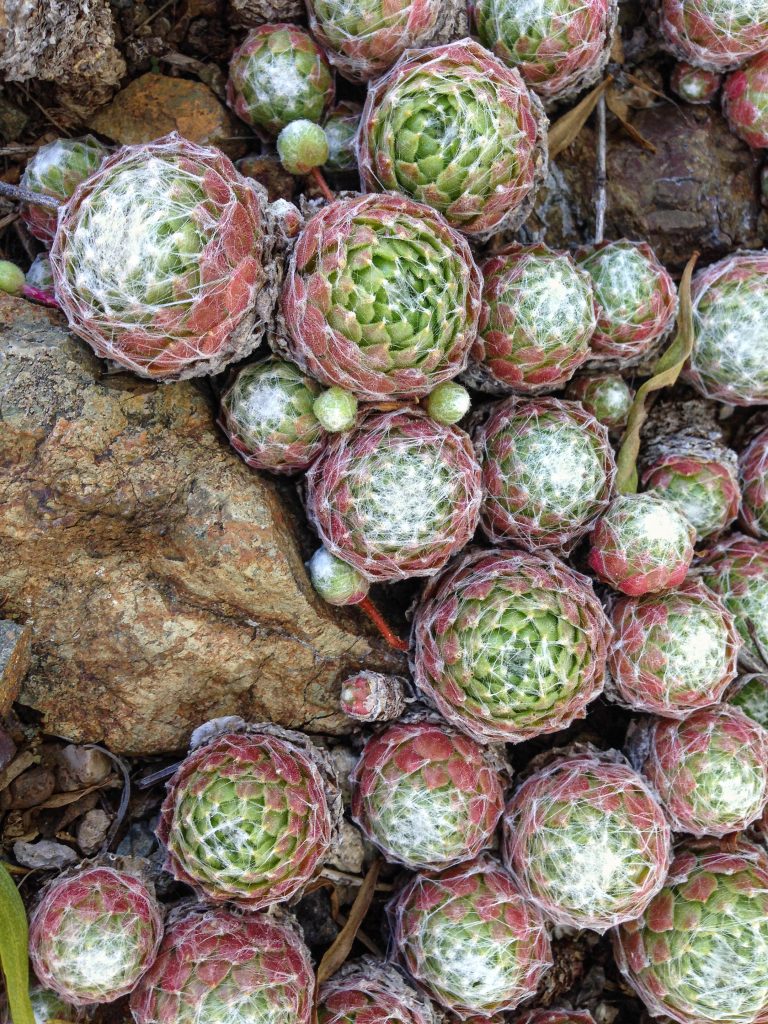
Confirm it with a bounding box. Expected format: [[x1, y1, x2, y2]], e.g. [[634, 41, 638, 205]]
[[351, 718, 505, 869], [318, 957, 441, 1024], [608, 578, 741, 718], [358, 39, 548, 239], [724, 53, 768, 148], [637, 704, 768, 837], [670, 62, 722, 103], [280, 193, 481, 401], [411, 547, 609, 744], [701, 533, 768, 669], [474, 396, 616, 553], [130, 907, 313, 1024], [740, 424, 768, 538], [388, 856, 553, 1019], [28, 863, 163, 1006], [305, 408, 482, 583], [658, 0, 768, 72], [641, 450, 740, 542], [21, 136, 109, 245], [157, 722, 341, 910]]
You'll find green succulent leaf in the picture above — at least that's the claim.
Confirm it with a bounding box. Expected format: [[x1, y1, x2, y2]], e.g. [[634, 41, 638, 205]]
[[0, 863, 34, 1024]]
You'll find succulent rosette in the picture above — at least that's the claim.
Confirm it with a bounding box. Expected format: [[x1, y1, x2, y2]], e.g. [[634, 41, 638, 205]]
[[514, 1012, 597, 1024], [724, 52, 768, 148], [308, 545, 371, 605], [701, 533, 768, 669], [503, 752, 671, 932], [565, 373, 634, 432], [685, 251, 768, 406], [280, 193, 481, 401], [318, 957, 440, 1024], [351, 719, 505, 869], [219, 357, 326, 475], [577, 240, 678, 362], [411, 547, 609, 744], [608, 578, 741, 719], [389, 857, 552, 1019], [305, 409, 481, 582], [641, 451, 740, 542], [340, 671, 409, 721], [614, 839, 768, 1024], [474, 396, 616, 553], [466, 243, 597, 394], [658, 0, 768, 72], [157, 724, 341, 910], [130, 908, 313, 1024], [638, 704, 768, 837], [323, 101, 363, 172], [0, 985, 83, 1024], [728, 674, 768, 728], [587, 492, 696, 596], [50, 133, 278, 380], [670, 61, 722, 102], [740, 425, 768, 538], [358, 39, 548, 238], [28, 864, 163, 1006], [226, 25, 334, 134], [472, 0, 617, 102], [21, 135, 109, 244]]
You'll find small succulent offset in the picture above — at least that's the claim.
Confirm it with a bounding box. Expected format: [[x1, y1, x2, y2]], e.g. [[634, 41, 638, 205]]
[[670, 62, 722, 103], [389, 856, 553, 1019], [323, 101, 363, 172], [157, 723, 342, 910], [427, 381, 472, 425], [587, 492, 696, 596], [277, 120, 329, 174], [685, 251, 768, 406], [702, 533, 768, 669], [307, 545, 370, 606], [50, 134, 279, 380], [577, 239, 678, 362], [280, 193, 482, 401], [474, 396, 616, 553], [637, 704, 768, 837], [728, 674, 768, 729], [724, 53, 768, 149], [28, 864, 163, 1006], [358, 39, 548, 239], [351, 719, 505, 869], [565, 373, 634, 432], [641, 450, 740, 542], [21, 136, 109, 244], [473, 0, 617, 102], [467, 243, 597, 394], [613, 839, 768, 1024], [226, 24, 334, 135], [608, 578, 741, 719], [318, 957, 441, 1024], [130, 908, 314, 1024], [339, 670, 409, 722], [504, 751, 671, 932], [658, 0, 768, 72], [740, 425, 768, 538], [305, 408, 482, 582], [412, 547, 609, 744]]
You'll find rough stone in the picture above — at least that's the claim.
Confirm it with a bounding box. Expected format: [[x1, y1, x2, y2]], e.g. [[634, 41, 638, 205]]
[[0, 620, 30, 714], [228, 0, 305, 27], [56, 744, 112, 791], [13, 838, 78, 870], [0, 295, 404, 755], [76, 808, 111, 853], [90, 73, 250, 160], [4, 764, 55, 809]]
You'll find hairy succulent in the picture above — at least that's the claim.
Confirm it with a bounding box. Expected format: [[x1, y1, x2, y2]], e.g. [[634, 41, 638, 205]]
[[280, 193, 481, 401], [226, 24, 334, 134], [670, 61, 722, 102], [318, 957, 441, 1024], [28, 864, 163, 1006], [21, 135, 109, 244], [466, 243, 596, 394], [565, 373, 634, 431], [157, 724, 341, 910], [658, 0, 768, 72], [685, 251, 768, 406], [577, 239, 678, 362], [351, 719, 505, 869], [474, 396, 616, 553], [130, 908, 313, 1024], [339, 671, 409, 722], [641, 451, 740, 542], [427, 381, 472, 424], [389, 857, 552, 1019], [728, 673, 768, 729], [358, 39, 548, 238], [0, 985, 83, 1024], [277, 120, 329, 174], [608, 578, 741, 718], [724, 52, 768, 148], [702, 533, 768, 669], [323, 101, 363, 172], [305, 408, 481, 582], [638, 704, 768, 837], [740, 424, 768, 539], [50, 134, 277, 380], [503, 752, 671, 931], [412, 547, 609, 744], [614, 839, 768, 1024], [307, 545, 370, 605], [473, 0, 617, 101], [588, 492, 696, 596]]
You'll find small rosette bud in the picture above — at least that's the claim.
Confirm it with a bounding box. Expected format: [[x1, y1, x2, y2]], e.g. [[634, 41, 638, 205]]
[[565, 373, 634, 431], [0, 260, 25, 295], [340, 671, 409, 721], [670, 62, 721, 103], [313, 387, 358, 433], [21, 135, 109, 244], [277, 120, 329, 174], [323, 102, 363, 172], [426, 381, 471, 425], [308, 546, 370, 605]]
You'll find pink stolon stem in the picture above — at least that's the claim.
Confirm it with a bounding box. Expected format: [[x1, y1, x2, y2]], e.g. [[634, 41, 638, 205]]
[[358, 597, 409, 652]]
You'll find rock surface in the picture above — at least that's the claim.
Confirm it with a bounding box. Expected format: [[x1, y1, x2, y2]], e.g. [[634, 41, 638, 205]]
[[0, 620, 30, 714], [0, 295, 403, 755]]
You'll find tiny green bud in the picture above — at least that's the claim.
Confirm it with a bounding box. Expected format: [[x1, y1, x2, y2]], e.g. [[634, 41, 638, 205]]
[[308, 546, 369, 606], [0, 260, 26, 296], [277, 120, 329, 175], [426, 381, 471, 425], [313, 387, 358, 432]]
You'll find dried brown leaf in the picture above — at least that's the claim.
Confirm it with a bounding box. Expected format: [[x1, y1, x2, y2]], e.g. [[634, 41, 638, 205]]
[[549, 78, 612, 159]]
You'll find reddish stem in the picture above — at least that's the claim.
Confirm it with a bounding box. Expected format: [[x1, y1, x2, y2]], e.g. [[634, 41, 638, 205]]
[[22, 284, 59, 309], [358, 597, 409, 652], [309, 166, 335, 204]]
